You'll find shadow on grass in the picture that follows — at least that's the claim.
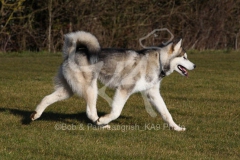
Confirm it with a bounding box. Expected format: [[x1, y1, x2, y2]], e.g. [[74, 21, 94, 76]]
[[0, 108, 131, 125], [0, 108, 91, 125]]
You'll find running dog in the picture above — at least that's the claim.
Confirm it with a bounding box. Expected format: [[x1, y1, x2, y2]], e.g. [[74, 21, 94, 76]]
[[31, 31, 196, 131]]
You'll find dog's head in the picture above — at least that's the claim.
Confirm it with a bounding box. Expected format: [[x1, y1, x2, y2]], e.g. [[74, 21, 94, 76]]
[[160, 39, 196, 77]]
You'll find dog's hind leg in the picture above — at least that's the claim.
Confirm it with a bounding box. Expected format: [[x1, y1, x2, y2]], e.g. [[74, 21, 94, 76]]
[[31, 86, 73, 121], [96, 88, 130, 126], [145, 84, 186, 131], [84, 79, 99, 122]]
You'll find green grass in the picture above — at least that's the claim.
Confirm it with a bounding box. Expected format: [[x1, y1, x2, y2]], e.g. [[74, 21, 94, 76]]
[[0, 51, 239, 159]]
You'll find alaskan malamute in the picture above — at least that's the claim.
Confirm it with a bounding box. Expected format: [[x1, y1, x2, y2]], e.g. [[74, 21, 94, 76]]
[[31, 31, 196, 131]]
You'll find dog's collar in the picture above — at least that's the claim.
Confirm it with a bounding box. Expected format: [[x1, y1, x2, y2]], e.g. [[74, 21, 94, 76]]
[[159, 53, 166, 78], [160, 70, 166, 78]]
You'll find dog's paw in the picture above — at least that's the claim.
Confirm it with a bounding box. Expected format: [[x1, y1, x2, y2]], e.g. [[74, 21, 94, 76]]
[[95, 118, 111, 129], [173, 126, 186, 132], [101, 124, 111, 129], [169, 124, 186, 131], [30, 111, 40, 121], [95, 117, 103, 125]]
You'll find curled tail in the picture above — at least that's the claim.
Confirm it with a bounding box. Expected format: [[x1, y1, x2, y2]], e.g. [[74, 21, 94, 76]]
[[63, 31, 100, 64]]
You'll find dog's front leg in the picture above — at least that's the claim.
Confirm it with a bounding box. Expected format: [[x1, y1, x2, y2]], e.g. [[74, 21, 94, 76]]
[[96, 88, 130, 126], [145, 85, 186, 131]]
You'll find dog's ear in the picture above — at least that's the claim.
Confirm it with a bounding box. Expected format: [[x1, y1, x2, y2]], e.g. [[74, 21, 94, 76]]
[[174, 39, 182, 52], [168, 38, 183, 58], [165, 42, 173, 52]]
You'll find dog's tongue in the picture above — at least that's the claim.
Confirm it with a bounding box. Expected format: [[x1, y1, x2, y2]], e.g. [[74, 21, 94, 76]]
[[178, 65, 189, 77], [182, 67, 188, 77]]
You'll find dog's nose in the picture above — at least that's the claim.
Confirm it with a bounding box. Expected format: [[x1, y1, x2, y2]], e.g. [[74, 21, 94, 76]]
[[194, 64, 196, 68]]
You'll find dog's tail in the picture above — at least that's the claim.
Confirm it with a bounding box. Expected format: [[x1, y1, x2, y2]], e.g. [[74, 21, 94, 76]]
[[63, 31, 100, 64]]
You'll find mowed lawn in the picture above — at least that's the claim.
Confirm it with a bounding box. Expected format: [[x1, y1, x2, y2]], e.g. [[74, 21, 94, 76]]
[[0, 51, 239, 159]]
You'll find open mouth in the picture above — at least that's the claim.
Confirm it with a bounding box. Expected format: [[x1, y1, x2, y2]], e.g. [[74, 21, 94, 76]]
[[177, 65, 188, 77]]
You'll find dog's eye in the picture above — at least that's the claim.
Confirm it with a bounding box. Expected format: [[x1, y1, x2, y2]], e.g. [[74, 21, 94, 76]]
[[183, 57, 187, 60]]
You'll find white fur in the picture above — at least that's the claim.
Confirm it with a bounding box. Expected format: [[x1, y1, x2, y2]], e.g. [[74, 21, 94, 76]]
[[169, 53, 195, 76], [144, 83, 186, 131], [133, 76, 158, 92]]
